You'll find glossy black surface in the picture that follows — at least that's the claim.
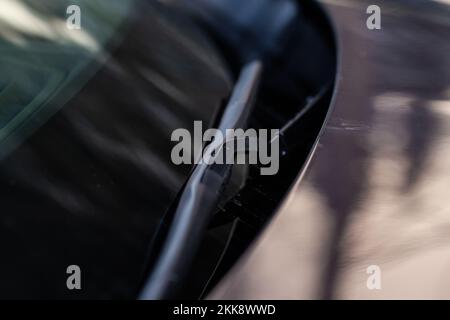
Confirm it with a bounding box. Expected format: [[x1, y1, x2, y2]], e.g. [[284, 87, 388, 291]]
[[0, 0, 231, 299]]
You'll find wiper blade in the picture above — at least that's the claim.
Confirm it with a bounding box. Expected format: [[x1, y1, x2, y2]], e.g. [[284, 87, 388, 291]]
[[139, 60, 262, 300]]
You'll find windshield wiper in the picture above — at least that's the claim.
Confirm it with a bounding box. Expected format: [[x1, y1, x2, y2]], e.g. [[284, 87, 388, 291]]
[[139, 61, 262, 300]]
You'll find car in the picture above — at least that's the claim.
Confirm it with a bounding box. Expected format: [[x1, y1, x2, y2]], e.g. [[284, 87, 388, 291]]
[[0, 0, 448, 301]]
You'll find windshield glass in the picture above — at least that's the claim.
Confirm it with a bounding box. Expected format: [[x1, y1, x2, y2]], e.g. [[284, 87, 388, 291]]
[[0, 0, 231, 299], [0, 0, 135, 159]]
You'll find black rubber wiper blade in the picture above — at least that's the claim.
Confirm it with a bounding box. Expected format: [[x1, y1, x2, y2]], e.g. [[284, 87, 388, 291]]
[[139, 61, 262, 300]]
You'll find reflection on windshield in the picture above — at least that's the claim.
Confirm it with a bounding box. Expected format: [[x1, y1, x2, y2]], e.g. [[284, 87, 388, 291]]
[[0, 0, 231, 299], [0, 0, 134, 160]]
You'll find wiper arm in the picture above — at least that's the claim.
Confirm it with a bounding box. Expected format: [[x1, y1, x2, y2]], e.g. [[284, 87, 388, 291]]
[[139, 61, 262, 300]]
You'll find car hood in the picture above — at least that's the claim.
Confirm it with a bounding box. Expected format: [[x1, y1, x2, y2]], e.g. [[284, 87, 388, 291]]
[[210, 0, 450, 299]]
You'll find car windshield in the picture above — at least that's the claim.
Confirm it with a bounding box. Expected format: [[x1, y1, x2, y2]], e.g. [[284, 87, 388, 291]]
[[0, 0, 231, 299], [0, 0, 135, 159]]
